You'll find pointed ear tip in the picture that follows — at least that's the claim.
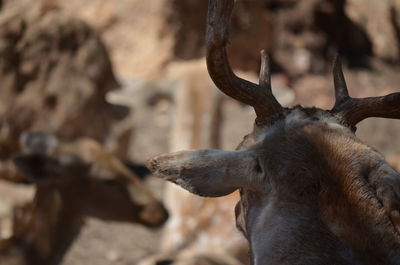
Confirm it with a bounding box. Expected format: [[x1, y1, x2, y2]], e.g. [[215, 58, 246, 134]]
[[146, 153, 173, 174], [146, 157, 159, 173]]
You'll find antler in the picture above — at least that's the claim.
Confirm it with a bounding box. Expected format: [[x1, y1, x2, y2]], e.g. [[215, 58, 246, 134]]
[[332, 55, 350, 108], [331, 55, 400, 126], [206, 0, 282, 122]]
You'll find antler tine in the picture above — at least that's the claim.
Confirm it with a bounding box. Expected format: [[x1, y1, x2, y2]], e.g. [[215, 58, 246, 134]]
[[259, 50, 272, 92], [332, 54, 350, 109], [206, 0, 282, 121]]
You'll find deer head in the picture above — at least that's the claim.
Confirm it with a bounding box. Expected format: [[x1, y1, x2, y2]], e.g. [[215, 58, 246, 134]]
[[148, 0, 400, 264], [1, 132, 168, 265]]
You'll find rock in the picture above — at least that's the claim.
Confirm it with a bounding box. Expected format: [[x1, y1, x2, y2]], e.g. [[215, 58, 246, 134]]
[[55, 0, 175, 80], [346, 0, 399, 61]]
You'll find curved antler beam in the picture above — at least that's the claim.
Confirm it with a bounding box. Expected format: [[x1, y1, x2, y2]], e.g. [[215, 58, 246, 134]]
[[332, 93, 400, 126], [330, 56, 400, 126], [206, 0, 282, 121]]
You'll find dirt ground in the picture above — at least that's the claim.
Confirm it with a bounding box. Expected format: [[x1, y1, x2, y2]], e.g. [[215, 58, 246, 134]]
[[60, 177, 165, 265]]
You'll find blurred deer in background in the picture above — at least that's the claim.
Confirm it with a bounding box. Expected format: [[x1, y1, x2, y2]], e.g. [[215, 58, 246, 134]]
[[0, 132, 168, 265], [149, 0, 400, 264]]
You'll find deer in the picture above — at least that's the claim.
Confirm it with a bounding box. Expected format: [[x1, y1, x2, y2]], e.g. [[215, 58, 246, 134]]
[[148, 0, 400, 264], [0, 132, 168, 265]]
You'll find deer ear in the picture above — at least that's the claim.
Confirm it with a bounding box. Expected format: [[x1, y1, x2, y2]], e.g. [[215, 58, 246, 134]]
[[148, 149, 258, 197], [12, 154, 64, 184]]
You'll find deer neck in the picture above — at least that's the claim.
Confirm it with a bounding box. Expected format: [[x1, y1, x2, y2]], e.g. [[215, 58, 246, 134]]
[[245, 195, 362, 265], [307, 128, 400, 264], [319, 170, 400, 265]]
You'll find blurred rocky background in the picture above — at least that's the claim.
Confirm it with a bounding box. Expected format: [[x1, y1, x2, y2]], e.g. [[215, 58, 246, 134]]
[[0, 0, 400, 264]]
